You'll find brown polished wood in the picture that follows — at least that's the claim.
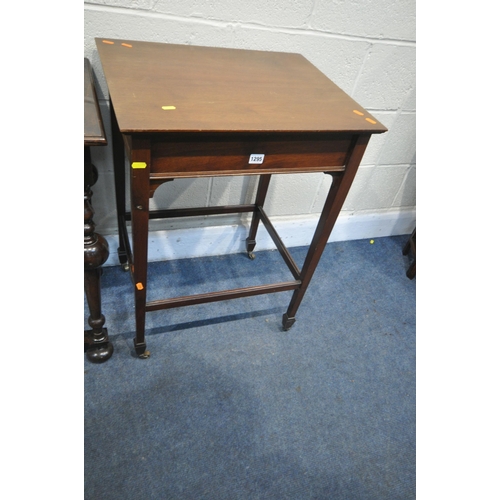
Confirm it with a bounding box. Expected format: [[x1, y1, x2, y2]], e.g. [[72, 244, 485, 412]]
[[96, 39, 385, 134], [148, 132, 352, 177], [85, 58, 107, 146], [84, 58, 113, 363], [402, 228, 416, 279], [96, 38, 387, 358]]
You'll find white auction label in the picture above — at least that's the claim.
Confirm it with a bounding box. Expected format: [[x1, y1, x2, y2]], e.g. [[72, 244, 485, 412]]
[[249, 154, 265, 164]]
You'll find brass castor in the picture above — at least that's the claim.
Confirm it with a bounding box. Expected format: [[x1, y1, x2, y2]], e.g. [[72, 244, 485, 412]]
[[134, 340, 150, 359]]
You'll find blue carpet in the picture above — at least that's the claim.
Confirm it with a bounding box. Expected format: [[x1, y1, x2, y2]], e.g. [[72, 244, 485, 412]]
[[85, 235, 416, 499]]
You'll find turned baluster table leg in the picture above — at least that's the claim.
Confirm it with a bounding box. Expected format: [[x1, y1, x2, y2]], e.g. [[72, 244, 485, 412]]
[[84, 147, 113, 363]]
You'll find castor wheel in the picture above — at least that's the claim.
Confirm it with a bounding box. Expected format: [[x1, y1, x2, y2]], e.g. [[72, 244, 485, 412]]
[[247, 252, 255, 260], [121, 261, 130, 271], [135, 340, 150, 359]]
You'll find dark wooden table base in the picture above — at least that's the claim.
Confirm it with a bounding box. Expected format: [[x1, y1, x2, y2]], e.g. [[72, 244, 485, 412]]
[[84, 148, 113, 363], [84, 58, 113, 363], [112, 131, 369, 359]]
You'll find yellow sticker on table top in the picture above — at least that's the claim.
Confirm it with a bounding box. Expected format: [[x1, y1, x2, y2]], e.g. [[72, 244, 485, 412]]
[[365, 118, 377, 124], [131, 162, 147, 169], [162, 105, 176, 110]]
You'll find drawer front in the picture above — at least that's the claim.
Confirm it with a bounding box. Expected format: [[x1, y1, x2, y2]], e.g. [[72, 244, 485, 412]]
[[150, 134, 353, 178]]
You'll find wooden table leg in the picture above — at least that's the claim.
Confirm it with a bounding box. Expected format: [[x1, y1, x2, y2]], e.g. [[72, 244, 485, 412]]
[[110, 101, 129, 271], [84, 147, 113, 362], [246, 174, 272, 259], [282, 135, 369, 330], [130, 138, 152, 359], [402, 228, 416, 279]]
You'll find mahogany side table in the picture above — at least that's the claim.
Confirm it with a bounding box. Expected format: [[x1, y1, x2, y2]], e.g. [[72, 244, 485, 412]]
[[96, 39, 387, 358], [84, 58, 113, 363]]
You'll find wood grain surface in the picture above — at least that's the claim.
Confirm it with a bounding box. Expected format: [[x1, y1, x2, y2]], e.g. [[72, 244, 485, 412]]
[[96, 38, 387, 135]]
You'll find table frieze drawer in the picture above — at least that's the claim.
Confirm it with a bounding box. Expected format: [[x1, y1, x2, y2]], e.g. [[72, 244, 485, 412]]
[[150, 134, 352, 177]]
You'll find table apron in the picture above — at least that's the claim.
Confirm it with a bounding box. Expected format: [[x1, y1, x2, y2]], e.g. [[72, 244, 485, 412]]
[[148, 135, 352, 178]]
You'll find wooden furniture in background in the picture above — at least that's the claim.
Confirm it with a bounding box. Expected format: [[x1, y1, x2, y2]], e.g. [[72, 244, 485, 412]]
[[403, 228, 416, 279], [84, 58, 113, 363], [96, 39, 387, 358]]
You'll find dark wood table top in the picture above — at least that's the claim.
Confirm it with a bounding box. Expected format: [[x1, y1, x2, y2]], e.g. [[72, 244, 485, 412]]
[[96, 38, 387, 135], [84, 58, 107, 146]]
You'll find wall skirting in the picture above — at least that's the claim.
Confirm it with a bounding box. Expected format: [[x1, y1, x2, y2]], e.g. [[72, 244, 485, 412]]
[[102, 209, 416, 266]]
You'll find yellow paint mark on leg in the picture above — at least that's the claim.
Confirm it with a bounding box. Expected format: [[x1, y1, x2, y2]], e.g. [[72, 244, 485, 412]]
[[131, 162, 147, 169], [136, 283, 144, 291]]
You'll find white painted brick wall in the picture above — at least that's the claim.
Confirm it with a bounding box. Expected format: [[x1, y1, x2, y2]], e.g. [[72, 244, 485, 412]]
[[85, 0, 416, 241]]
